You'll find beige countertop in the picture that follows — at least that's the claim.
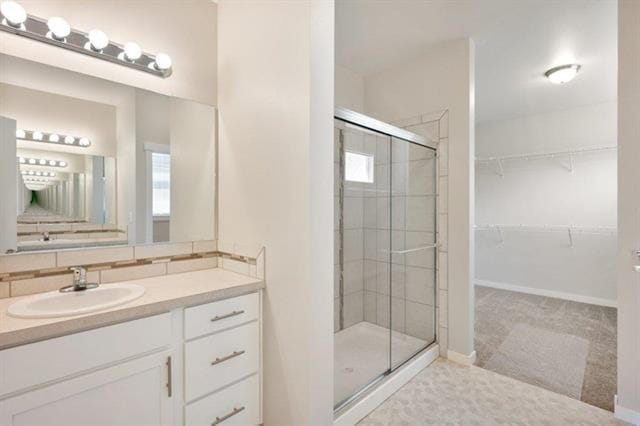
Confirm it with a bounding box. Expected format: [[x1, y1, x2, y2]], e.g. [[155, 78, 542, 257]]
[[0, 268, 264, 350]]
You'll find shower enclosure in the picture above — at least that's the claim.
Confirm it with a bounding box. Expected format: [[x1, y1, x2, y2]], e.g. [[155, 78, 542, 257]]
[[333, 108, 438, 410]]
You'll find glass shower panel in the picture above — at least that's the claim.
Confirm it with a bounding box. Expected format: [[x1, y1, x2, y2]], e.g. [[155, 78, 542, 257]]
[[390, 138, 437, 369], [333, 121, 392, 409]]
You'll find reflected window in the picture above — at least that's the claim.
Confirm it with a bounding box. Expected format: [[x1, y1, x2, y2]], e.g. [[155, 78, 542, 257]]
[[152, 152, 170, 216], [345, 151, 374, 183]]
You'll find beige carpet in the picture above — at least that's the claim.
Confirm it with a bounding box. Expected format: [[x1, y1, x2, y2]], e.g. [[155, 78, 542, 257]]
[[484, 322, 589, 399], [358, 359, 625, 425]]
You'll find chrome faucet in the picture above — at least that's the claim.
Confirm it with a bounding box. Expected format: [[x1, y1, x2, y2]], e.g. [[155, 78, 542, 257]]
[[59, 266, 100, 293], [42, 231, 50, 242]]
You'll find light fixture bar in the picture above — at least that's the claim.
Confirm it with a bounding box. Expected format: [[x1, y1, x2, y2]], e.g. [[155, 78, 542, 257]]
[[21, 169, 57, 177], [16, 128, 91, 147], [0, 1, 172, 78], [18, 156, 68, 168]]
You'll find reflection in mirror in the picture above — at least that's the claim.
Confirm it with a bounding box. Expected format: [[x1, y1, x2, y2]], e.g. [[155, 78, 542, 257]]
[[0, 53, 216, 253]]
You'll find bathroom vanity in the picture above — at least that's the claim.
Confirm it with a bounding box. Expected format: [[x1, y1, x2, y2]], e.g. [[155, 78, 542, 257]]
[[0, 268, 264, 426]]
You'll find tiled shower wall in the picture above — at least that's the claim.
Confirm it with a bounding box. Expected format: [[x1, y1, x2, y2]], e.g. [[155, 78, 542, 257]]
[[334, 117, 443, 344], [400, 111, 449, 357], [334, 126, 366, 331]]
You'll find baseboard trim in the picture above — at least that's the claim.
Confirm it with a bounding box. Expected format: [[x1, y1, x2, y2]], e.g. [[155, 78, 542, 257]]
[[447, 349, 476, 366], [475, 279, 617, 308], [615, 395, 640, 425], [333, 344, 439, 426]]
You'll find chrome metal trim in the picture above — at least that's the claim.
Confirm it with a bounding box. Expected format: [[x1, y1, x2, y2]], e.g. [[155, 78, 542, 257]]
[[335, 107, 431, 147], [210, 310, 244, 322], [0, 14, 171, 78], [166, 356, 173, 397], [211, 406, 245, 425], [382, 244, 438, 255], [211, 350, 245, 366]]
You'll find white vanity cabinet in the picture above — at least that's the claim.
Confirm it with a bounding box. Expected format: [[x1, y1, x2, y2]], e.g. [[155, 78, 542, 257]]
[[0, 291, 262, 426]]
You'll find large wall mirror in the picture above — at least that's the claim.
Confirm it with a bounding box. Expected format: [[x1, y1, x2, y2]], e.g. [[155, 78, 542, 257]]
[[0, 53, 216, 253]]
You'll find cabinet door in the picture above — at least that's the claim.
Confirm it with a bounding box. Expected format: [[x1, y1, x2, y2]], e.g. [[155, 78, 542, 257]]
[[0, 351, 173, 426]]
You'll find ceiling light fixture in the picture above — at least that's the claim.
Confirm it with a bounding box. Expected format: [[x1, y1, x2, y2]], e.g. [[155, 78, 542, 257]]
[[15, 128, 91, 147], [544, 64, 581, 84], [0, 1, 172, 77]]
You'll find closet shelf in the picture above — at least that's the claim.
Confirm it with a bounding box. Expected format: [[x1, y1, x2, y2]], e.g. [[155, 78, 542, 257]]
[[475, 224, 617, 247], [475, 145, 617, 176]]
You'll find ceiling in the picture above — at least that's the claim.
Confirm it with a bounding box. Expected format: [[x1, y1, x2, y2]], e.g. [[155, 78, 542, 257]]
[[336, 0, 617, 123]]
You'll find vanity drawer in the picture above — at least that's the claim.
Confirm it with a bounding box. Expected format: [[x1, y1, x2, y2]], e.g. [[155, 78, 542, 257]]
[[0, 313, 171, 396], [185, 374, 259, 426], [185, 292, 259, 340], [185, 321, 259, 401]]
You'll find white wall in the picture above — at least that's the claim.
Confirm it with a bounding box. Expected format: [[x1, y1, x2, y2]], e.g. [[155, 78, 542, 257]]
[[335, 64, 365, 113], [0, 117, 17, 253], [135, 90, 170, 243], [617, 0, 640, 420], [217, 0, 334, 423], [363, 39, 475, 358], [0, 0, 217, 106], [0, 83, 117, 157], [169, 98, 216, 242], [476, 102, 617, 305]]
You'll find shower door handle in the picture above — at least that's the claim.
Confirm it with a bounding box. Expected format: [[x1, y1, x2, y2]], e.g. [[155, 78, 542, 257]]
[[381, 244, 438, 255]]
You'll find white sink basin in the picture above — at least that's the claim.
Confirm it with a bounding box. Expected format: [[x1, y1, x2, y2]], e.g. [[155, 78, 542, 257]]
[[7, 284, 146, 319]]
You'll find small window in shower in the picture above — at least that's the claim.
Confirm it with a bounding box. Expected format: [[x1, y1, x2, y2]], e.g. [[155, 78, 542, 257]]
[[345, 151, 374, 183]]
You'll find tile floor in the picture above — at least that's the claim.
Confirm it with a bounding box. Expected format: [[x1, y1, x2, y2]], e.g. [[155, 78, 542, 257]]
[[475, 285, 617, 411], [334, 321, 427, 407], [358, 359, 624, 425]]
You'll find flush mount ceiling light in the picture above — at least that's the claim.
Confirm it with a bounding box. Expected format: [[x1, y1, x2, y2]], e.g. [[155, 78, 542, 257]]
[[17, 156, 68, 168], [16, 128, 91, 148], [0, 1, 172, 78], [544, 64, 581, 84]]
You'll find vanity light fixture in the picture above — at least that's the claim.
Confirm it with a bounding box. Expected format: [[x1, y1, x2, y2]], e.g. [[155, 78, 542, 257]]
[[0, 1, 172, 77], [16, 128, 91, 148], [17, 156, 68, 168], [544, 64, 581, 84]]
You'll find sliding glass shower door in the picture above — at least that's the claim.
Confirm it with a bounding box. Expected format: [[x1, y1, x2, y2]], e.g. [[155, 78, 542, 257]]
[[333, 109, 437, 411]]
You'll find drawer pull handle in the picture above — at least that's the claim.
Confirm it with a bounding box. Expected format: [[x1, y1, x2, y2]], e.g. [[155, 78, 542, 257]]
[[211, 350, 246, 366], [210, 310, 245, 322], [212, 406, 245, 425]]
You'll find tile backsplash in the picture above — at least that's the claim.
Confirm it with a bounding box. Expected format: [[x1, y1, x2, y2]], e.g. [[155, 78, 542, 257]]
[[0, 240, 265, 299]]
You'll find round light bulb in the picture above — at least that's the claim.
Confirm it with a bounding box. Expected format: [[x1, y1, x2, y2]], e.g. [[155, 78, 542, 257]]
[[59, 161, 67, 167], [28, 158, 35, 164], [49, 133, 59, 142], [154, 53, 172, 71], [20, 170, 26, 175], [32, 131, 43, 140], [64, 135, 75, 144], [49, 160, 56, 166], [16, 129, 25, 138], [50, 172, 56, 177], [28, 170, 34, 175], [123, 42, 141, 62], [18, 157, 25, 163], [0, 1, 27, 28], [545, 64, 581, 85], [79, 137, 90, 146], [47, 16, 70, 41], [35, 171, 42, 176], [88, 29, 109, 51], [38, 159, 46, 165]]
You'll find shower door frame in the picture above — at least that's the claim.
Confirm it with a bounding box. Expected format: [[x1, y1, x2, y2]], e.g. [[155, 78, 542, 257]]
[[334, 107, 438, 412]]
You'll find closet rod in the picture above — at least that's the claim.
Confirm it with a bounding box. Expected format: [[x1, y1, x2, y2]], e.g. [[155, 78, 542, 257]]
[[474, 224, 617, 235], [475, 145, 616, 163]]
